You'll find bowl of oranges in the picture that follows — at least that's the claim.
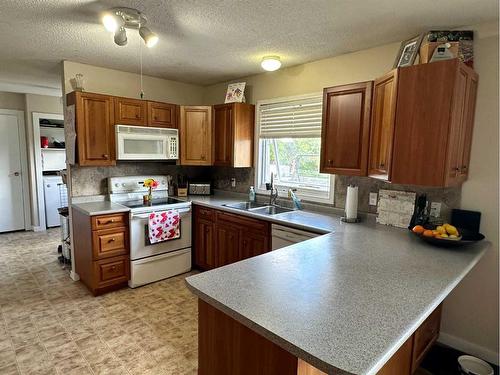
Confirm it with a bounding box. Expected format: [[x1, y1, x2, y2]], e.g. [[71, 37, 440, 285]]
[[411, 223, 484, 248]]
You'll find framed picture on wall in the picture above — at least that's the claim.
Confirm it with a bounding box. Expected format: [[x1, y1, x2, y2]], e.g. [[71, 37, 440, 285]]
[[393, 35, 424, 68]]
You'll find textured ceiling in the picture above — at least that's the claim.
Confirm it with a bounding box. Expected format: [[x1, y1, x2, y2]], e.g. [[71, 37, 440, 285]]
[[0, 0, 498, 89]]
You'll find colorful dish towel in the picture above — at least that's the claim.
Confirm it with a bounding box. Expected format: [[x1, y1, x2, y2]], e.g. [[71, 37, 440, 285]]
[[148, 210, 181, 244]]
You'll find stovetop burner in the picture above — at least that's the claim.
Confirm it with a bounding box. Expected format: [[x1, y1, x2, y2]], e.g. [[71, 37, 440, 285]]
[[121, 197, 186, 209]]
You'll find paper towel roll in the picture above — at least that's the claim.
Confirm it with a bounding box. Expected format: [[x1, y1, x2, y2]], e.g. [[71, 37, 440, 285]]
[[345, 185, 358, 219]]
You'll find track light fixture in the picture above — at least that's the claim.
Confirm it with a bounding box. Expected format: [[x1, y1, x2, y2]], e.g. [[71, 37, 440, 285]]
[[101, 7, 158, 47]]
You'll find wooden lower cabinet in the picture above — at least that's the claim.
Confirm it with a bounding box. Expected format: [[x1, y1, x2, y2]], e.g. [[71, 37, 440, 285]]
[[198, 299, 442, 375], [193, 205, 271, 270], [73, 209, 130, 296]]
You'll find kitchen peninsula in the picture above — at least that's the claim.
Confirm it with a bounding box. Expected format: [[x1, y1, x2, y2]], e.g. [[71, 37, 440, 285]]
[[186, 221, 489, 375]]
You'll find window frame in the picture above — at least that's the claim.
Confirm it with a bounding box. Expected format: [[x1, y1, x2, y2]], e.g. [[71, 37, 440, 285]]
[[254, 93, 334, 205]]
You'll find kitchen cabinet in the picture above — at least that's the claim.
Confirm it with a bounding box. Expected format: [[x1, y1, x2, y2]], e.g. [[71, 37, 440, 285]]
[[148, 101, 178, 128], [194, 206, 216, 270], [199, 299, 441, 375], [213, 103, 255, 167], [368, 69, 398, 180], [390, 59, 478, 186], [180, 106, 213, 166], [72, 210, 129, 296], [193, 205, 271, 270], [320, 81, 373, 176], [114, 97, 148, 126], [67, 91, 115, 166]]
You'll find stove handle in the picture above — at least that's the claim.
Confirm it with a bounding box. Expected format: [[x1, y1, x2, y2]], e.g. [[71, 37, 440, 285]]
[[131, 208, 191, 219]]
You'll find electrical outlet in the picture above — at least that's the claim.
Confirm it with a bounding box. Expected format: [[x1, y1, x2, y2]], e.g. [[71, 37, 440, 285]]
[[230, 177, 236, 188], [430, 202, 441, 218], [369, 192, 378, 206]]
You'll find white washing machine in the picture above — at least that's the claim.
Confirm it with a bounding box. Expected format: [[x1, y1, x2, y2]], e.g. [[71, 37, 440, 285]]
[[43, 176, 67, 228]]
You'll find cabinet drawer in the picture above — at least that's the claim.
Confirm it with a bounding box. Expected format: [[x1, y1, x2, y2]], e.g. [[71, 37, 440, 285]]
[[195, 205, 215, 221], [91, 213, 128, 230], [92, 227, 128, 260], [94, 256, 129, 287], [216, 211, 269, 233], [412, 304, 442, 372]]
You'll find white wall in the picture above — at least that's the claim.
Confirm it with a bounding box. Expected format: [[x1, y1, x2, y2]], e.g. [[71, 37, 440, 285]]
[[438, 33, 499, 363], [62, 61, 204, 105], [203, 23, 500, 363]]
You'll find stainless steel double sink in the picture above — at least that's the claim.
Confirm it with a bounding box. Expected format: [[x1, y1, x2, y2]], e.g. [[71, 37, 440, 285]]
[[223, 202, 293, 216]]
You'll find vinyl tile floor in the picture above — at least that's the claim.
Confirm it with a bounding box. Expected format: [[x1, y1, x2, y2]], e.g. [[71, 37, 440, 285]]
[[0, 229, 198, 375], [0, 229, 451, 375]]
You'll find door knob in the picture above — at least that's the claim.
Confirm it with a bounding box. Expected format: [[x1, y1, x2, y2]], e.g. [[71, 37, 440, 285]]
[[9, 172, 20, 177]]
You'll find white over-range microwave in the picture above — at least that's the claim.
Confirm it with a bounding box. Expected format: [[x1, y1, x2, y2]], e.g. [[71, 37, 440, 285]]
[[116, 125, 178, 160]]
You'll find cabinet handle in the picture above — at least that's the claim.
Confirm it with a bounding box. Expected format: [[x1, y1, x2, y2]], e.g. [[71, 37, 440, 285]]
[[108, 238, 115, 243], [327, 159, 333, 165], [461, 165, 468, 171], [135, 114, 140, 119], [110, 265, 116, 271], [104, 219, 115, 224], [454, 167, 460, 172], [379, 162, 385, 168], [154, 116, 158, 121], [102, 154, 109, 159], [201, 155, 206, 160]]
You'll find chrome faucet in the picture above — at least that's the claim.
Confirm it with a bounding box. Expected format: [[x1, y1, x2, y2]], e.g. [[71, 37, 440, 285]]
[[288, 188, 302, 210], [266, 173, 279, 206]]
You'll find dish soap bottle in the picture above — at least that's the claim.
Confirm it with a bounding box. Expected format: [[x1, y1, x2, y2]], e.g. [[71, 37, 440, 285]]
[[248, 186, 256, 203]]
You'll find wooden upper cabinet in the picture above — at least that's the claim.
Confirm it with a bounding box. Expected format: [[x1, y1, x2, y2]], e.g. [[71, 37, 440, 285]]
[[320, 81, 372, 176], [147, 101, 178, 128], [180, 106, 213, 166], [391, 59, 478, 186], [213, 103, 255, 167], [67, 91, 115, 166], [368, 70, 398, 180], [114, 97, 148, 126]]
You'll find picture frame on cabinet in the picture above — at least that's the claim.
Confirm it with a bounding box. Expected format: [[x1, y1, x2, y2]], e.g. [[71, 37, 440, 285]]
[[393, 34, 424, 68]]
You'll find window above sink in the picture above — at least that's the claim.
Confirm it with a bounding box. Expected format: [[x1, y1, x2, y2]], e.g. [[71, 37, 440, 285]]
[[255, 93, 334, 204]]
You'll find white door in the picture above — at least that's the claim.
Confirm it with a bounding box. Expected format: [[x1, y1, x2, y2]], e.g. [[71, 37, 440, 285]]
[[0, 112, 26, 232]]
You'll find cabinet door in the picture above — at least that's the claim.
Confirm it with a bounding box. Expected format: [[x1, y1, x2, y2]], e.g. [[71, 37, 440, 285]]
[[115, 98, 147, 126], [180, 106, 213, 166], [148, 101, 178, 128], [215, 224, 240, 267], [320, 81, 372, 176], [213, 104, 234, 166], [391, 60, 457, 186], [368, 70, 398, 180], [240, 231, 269, 260], [458, 70, 478, 180], [70, 92, 115, 166], [194, 219, 215, 270], [445, 65, 469, 185]]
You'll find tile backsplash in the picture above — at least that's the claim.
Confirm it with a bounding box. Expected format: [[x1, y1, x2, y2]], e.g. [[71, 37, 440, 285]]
[[70, 163, 210, 197], [70, 164, 461, 219]]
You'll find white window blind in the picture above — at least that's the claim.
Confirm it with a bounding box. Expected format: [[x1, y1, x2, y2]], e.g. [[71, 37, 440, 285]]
[[258, 95, 323, 138]]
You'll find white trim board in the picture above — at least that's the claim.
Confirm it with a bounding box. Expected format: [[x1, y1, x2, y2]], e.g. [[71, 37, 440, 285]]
[[32, 112, 64, 231], [438, 332, 500, 365], [0, 109, 31, 231], [0, 81, 61, 97]]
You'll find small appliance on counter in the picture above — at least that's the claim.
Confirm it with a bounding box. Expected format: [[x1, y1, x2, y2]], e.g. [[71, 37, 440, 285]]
[[188, 182, 211, 195]]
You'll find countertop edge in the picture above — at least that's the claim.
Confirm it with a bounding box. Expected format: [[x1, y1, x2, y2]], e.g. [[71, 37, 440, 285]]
[[185, 275, 355, 375], [186, 238, 490, 375], [71, 203, 130, 216], [365, 242, 489, 375], [190, 199, 333, 235]]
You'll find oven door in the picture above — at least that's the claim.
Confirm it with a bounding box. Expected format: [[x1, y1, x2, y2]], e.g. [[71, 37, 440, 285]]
[[130, 207, 192, 260]]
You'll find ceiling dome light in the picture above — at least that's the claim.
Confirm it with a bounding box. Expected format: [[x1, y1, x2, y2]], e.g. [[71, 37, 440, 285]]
[[102, 12, 123, 33], [139, 27, 159, 48], [114, 27, 128, 46], [261, 56, 281, 71]]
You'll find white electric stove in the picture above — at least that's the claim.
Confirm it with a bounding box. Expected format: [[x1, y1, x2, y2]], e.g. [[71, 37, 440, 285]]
[[108, 175, 192, 288]]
